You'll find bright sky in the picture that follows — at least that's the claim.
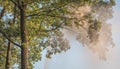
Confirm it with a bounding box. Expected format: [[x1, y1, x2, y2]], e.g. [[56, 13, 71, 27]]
[[34, 0, 120, 69]]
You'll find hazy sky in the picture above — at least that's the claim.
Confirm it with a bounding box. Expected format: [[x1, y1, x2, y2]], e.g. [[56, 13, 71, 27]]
[[34, 0, 120, 69]]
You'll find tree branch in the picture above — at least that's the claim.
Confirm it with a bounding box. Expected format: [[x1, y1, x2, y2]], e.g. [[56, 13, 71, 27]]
[[10, 0, 18, 6], [26, 1, 68, 17], [0, 29, 21, 48], [10, 0, 21, 8], [40, 22, 64, 32], [0, 8, 5, 19], [24, 1, 36, 5], [27, 13, 75, 20]]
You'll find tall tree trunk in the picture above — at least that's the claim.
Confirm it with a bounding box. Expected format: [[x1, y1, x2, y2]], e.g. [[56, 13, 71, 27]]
[[5, 41, 11, 69], [19, 3, 28, 69]]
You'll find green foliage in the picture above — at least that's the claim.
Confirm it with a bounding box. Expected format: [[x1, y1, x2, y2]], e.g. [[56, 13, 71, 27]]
[[0, 36, 7, 69], [0, 0, 115, 68]]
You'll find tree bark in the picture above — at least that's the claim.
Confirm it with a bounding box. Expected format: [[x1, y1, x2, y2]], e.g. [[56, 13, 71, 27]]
[[5, 41, 11, 69], [19, 3, 28, 69]]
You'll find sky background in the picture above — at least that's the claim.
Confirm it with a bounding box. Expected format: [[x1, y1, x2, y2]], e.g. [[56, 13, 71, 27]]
[[34, 0, 120, 69]]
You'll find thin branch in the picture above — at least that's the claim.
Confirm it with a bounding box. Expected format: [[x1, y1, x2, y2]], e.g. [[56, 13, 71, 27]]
[[27, 13, 76, 21], [10, 0, 18, 7], [40, 22, 64, 32], [0, 29, 21, 48], [10, 0, 21, 9], [26, 9, 51, 17], [24, 1, 36, 5], [13, 5, 16, 24], [0, 8, 5, 19], [39, 14, 75, 20], [26, 1, 68, 17]]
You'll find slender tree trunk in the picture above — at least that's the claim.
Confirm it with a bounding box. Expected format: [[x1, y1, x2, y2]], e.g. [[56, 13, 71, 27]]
[[5, 41, 11, 69], [19, 3, 28, 69]]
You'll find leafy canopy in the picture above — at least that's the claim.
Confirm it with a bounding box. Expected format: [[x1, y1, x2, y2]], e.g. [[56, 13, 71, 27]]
[[0, 0, 115, 68]]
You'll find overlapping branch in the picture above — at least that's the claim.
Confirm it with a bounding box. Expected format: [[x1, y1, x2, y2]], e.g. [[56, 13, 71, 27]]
[[0, 29, 21, 48]]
